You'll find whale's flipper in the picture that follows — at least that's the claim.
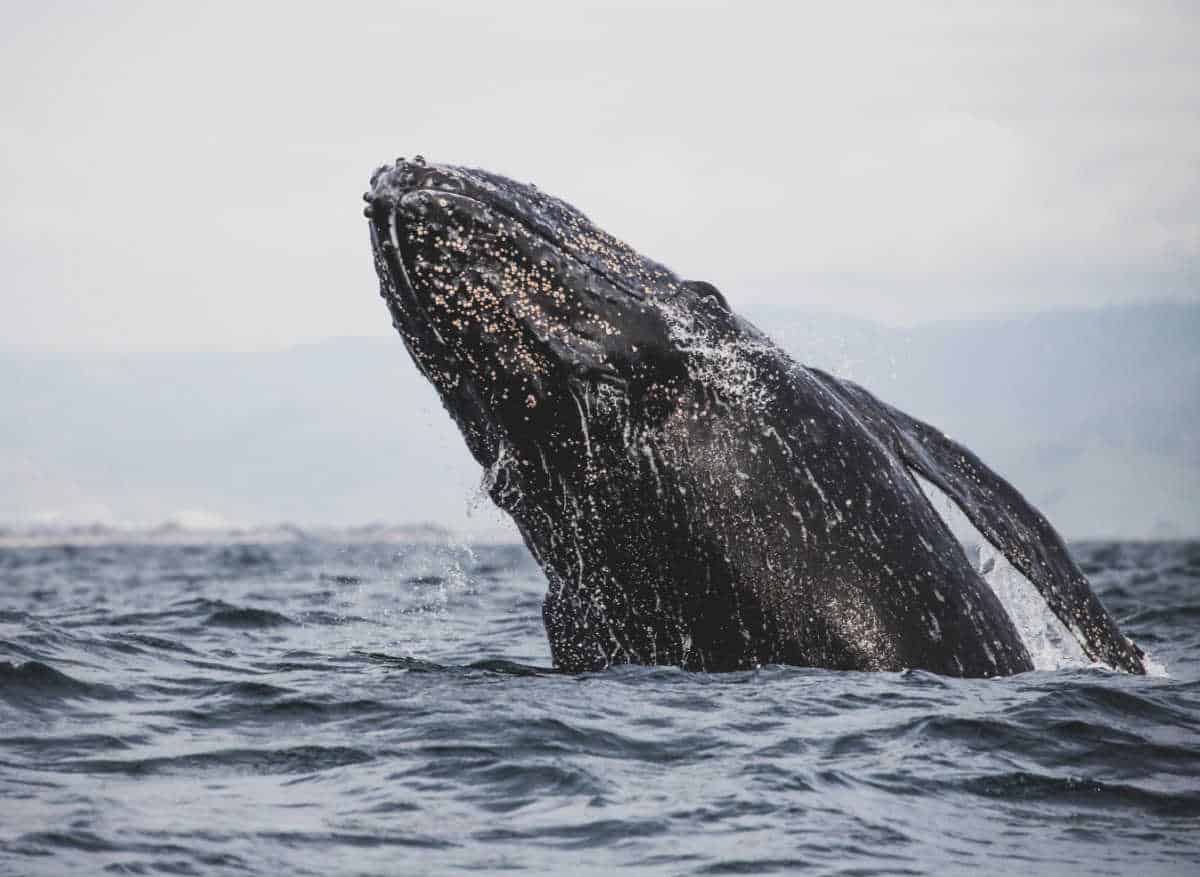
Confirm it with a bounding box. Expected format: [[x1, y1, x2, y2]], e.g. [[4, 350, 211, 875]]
[[815, 371, 1146, 675]]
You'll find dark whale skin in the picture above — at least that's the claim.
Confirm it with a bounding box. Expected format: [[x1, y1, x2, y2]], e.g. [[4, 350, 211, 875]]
[[363, 157, 1146, 677]]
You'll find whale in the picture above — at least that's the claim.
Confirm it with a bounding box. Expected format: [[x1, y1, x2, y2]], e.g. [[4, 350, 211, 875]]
[[363, 156, 1146, 677]]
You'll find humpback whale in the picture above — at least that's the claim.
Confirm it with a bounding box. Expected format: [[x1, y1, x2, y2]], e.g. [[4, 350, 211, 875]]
[[363, 156, 1146, 677]]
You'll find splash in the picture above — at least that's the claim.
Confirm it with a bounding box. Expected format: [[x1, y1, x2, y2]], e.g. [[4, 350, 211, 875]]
[[661, 301, 774, 408]]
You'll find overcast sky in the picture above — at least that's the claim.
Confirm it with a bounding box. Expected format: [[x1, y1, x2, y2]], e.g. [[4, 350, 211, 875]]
[[2, 1, 1196, 351]]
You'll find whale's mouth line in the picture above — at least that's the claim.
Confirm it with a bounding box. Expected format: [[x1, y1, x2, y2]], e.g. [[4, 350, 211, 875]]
[[370, 213, 445, 346]]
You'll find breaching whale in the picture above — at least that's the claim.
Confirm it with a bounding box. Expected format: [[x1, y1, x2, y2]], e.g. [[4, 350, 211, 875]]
[[363, 156, 1146, 677]]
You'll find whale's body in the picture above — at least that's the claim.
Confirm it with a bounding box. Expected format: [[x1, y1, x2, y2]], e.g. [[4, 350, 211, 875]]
[[363, 157, 1145, 676]]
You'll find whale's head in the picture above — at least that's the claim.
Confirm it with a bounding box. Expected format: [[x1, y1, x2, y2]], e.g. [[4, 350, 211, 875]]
[[364, 157, 733, 468]]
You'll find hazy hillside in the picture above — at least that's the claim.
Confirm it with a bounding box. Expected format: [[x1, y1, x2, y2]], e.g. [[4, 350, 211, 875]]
[[1, 303, 1196, 539], [761, 302, 1199, 538]]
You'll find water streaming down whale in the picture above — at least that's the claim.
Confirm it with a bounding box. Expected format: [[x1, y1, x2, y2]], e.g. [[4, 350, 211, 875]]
[[362, 156, 1146, 677]]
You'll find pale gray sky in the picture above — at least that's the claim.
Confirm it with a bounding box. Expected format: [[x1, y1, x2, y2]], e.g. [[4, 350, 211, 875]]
[[2, 1, 1197, 351]]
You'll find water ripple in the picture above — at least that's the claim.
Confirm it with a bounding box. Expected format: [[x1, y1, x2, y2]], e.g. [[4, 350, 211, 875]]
[[0, 539, 1196, 875]]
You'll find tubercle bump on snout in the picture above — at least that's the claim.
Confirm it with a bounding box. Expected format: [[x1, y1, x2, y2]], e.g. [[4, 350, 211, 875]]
[[365, 154, 460, 214]]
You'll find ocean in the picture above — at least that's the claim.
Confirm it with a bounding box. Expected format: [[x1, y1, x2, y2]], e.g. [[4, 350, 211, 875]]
[[1, 538, 1197, 875]]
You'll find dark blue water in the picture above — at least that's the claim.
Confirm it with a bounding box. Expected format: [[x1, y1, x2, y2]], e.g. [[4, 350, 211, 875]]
[[1, 539, 1197, 875]]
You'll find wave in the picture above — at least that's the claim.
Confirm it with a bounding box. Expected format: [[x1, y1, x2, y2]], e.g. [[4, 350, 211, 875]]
[[204, 607, 294, 629], [0, 660, 123, 705]]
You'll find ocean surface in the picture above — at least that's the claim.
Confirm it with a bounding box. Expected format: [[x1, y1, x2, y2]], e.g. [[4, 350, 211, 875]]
[[1, 538, 1197, 875]]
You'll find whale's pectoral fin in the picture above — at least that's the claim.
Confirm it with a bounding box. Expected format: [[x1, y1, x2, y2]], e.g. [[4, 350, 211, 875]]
[[816, 372, 1146, 674]]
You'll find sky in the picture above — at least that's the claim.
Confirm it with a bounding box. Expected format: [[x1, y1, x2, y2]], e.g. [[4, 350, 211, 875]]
[[1, 1, 1197, 352]]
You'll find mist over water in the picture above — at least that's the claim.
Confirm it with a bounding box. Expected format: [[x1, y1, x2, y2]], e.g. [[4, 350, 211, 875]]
[[1, 538, 1197, 874]]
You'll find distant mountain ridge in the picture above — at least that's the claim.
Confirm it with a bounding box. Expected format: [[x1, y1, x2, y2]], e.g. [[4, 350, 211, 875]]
[[1, 302, 1196, 539]]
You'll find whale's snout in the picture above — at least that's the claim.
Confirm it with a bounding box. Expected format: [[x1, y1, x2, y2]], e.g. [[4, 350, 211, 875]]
[[364, 155, 693, 444], [364, 155, 453, 218]]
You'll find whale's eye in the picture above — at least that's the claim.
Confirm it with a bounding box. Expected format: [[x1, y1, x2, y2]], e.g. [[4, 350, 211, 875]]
[[683, 280, 730, 312]]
